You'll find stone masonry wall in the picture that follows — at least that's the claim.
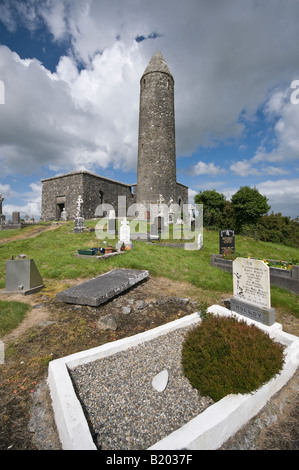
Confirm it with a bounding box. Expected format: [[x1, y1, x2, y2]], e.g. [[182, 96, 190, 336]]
[[41, 172, 84, 221], [82, 172, 135, 219], [176, 182, 189, 209], [41, 171, 136, 221]]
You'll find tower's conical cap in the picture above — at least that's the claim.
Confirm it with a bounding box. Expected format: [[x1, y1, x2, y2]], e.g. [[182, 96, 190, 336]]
[[141, 51, 173, 79]]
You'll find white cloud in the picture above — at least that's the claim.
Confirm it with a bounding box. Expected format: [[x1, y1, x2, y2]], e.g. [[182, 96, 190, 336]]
[[256, 178, 299, 218], [0, 183, 17, 198], [2, 182, 42, 220], [188, 188, 197, 204], [230, 160, 260, 177], [194, 161, 225, 176], [1, 0, 299, 181], [252, 87, 299, 164], [0, 42, 141, 176]]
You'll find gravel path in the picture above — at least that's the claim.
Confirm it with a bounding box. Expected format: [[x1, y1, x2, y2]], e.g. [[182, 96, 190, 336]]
[[69, 326, 214, 450]]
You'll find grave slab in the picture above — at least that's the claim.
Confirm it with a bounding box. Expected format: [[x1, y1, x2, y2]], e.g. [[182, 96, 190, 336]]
[[56, 269, 149, 306]]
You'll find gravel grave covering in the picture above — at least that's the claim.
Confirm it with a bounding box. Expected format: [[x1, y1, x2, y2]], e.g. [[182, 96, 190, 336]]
[[69, 325, 214, 450]]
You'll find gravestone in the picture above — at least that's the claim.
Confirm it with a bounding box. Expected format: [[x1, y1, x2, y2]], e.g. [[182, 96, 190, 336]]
[[73, 195, 85, 233], [12, 212, 20, 225], [61, 208, 67, 221], [219, 229, 235, 254], [197, 233, 203, 250], [230, 257, 275, 326], [108, 210, 116, 235], [149, 220, 159, 240], [5, 259, 44, 295], [116, 218, 132, 249], [56, 269, 149, 306], [157, 216, 165, 233]]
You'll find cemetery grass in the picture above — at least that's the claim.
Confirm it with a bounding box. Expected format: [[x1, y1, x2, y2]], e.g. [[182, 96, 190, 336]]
[[0, 222, 299, 450]]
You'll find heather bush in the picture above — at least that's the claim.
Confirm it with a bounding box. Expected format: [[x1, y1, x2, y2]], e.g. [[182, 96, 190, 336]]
[[182, 315, 285, 402]]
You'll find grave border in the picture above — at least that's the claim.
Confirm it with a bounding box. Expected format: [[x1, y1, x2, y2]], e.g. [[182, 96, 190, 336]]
[[48, 306, 299, 450]]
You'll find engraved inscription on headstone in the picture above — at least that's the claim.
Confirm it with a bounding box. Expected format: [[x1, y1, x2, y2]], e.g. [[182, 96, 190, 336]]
[[230, 257, 275, 326], [233, 257, 270, 309], [219, 229, 235, 254]]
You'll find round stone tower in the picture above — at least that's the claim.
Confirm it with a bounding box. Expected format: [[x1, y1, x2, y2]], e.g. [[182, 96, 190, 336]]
[[136, 52, 177, 208]]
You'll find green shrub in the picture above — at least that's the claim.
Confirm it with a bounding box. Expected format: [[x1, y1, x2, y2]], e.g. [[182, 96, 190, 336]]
[[182, 315, 285, 402]]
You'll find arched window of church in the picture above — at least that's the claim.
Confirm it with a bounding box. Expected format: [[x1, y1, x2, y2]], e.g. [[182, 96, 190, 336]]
[[99, 191, 104, 204]]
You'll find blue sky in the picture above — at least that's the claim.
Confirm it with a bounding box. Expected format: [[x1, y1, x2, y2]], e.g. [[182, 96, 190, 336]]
[[1, 0, 299, 220]]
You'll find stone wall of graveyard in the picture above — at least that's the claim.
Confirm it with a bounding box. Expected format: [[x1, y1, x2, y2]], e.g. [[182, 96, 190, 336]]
[[41, 171, 136, 221]]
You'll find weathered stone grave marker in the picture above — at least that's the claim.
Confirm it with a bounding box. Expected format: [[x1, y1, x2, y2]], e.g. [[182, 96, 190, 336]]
[[56, 268, 149, 306], [73, 195, 85, 233], [108, 210, 116, 235], [230, 257, 275, 326], [12, 212, 20, 225], [5, 259, 44, 295], [219, 229, 235, 254]]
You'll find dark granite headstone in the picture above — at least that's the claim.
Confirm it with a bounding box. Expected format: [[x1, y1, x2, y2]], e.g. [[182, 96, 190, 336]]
[[219, 229, 235, 254], [56, 269, 149, 306]]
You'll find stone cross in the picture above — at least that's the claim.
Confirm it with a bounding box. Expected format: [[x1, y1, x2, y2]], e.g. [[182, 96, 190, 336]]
[[119, 218, 131, 245], [76, 195, 84, 218], [116, 217, 132, 249]]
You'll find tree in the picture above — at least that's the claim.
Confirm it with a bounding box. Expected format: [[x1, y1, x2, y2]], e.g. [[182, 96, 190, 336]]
[[231, 186, 270, 231], [194, 190, 226, 227]]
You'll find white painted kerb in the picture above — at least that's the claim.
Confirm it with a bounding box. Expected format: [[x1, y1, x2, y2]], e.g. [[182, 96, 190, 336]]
[[48, 306, 299, 450]]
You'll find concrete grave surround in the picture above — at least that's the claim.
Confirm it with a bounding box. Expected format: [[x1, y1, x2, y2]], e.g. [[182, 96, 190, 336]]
[[48, 305, 299, 450], [55, 269, 149, 306]]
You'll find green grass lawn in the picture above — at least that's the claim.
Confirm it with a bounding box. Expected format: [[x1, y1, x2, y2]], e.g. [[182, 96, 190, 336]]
[[0, 221, 299, 318], [0, 300, 31, 336]]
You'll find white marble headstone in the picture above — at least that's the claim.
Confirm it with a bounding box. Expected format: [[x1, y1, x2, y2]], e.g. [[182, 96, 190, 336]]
[[119, 218, 131, 245], [233, 257, 271, 309]]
